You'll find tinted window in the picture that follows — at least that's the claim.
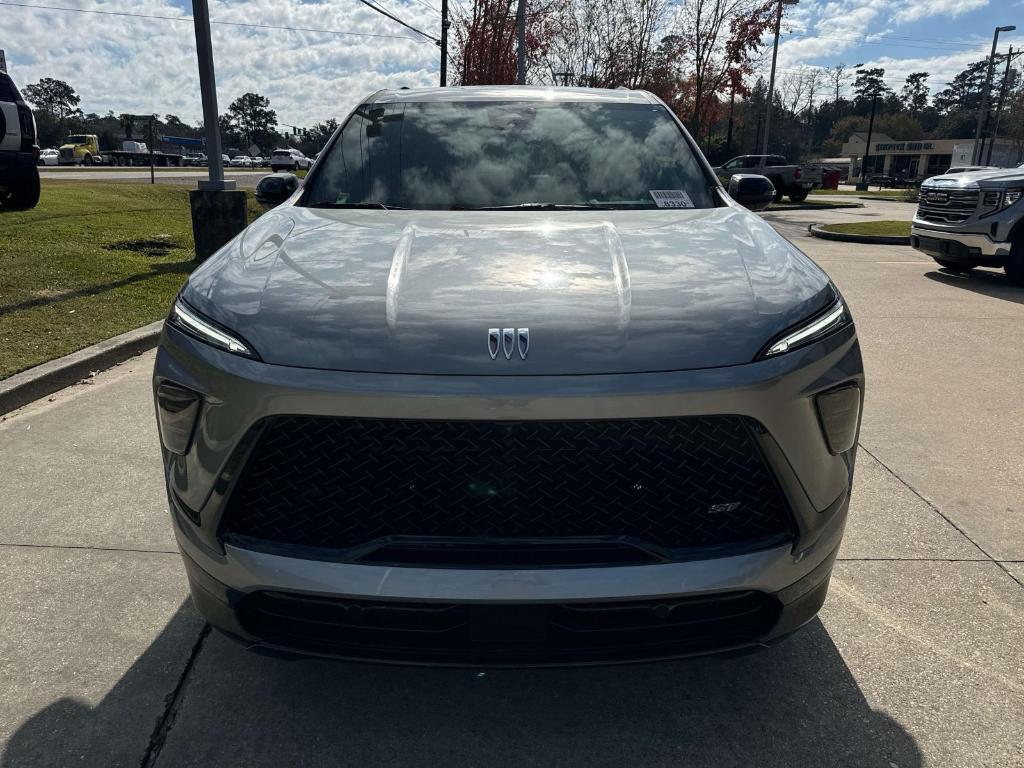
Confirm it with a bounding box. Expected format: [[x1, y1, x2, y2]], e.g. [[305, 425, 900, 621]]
[[0, 74, 21, 102], [305, 100, 714, 209], [65, 135, 87, 144]]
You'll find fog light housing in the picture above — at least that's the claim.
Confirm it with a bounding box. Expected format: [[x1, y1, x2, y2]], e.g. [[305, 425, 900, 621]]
[[156, 382, 202, 455], [815, 384, 861, 454]]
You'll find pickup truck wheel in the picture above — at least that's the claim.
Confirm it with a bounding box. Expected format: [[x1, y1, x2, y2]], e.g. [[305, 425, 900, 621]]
[[770, 177, 784, 203], [1005, 235, 1024, 286], [934, 258, 976, 274], [788, 190, 809, 203], [5, 166, 41, 210], [82, 154, 93, 166]]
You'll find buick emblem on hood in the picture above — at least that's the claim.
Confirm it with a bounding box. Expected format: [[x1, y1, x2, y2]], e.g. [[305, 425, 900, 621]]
[[489, 327, 529, 360]]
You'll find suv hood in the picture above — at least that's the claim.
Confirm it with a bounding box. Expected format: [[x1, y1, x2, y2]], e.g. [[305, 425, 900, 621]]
[[183, 206, 832, 375]]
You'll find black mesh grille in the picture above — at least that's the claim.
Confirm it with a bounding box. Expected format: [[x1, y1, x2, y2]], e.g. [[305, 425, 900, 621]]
[[222, 415, 791, 557]]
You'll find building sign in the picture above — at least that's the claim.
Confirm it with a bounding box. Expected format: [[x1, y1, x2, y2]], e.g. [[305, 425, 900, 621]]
[[875, 141, 934, 152]]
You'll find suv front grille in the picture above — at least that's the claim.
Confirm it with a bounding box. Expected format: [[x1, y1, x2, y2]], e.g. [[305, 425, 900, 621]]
[[916, 188, 979, 223], [221, 416, 792, 561], [238, 589, 782, 664]]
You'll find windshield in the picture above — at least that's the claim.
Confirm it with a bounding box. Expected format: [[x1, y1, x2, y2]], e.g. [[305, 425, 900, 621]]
[[303, 100, 714, 210], [64, 136, 87, 144]]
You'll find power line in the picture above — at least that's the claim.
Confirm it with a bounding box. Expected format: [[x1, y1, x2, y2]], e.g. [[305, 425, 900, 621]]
[[785, 31, 1009, 54], [0, 1, 432, 42], [355, 0, 440, 43], [408, 0, 443, 16]]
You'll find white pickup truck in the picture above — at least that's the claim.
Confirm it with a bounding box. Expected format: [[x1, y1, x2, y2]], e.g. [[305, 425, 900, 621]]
[[714, 154, 822, 203]]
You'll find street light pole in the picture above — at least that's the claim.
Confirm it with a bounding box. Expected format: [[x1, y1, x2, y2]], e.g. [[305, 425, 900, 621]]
[[987, 47, 1019, 166], [191, 0, 231, 192], [973, 25, 1016, 165], [859, 93, 879, 190], [759, 0, 797, 169], [516, 0, 526, 85]]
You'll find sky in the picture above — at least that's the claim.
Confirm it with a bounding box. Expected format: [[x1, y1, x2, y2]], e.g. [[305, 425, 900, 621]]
[[0, 0, 1022, 130]]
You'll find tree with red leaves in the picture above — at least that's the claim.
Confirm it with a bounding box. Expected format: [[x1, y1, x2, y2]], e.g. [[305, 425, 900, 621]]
[[453, 0, 559, 85]]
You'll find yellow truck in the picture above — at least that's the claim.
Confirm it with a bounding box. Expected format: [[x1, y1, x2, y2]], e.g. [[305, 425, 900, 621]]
[[58, 134, 184, 167]]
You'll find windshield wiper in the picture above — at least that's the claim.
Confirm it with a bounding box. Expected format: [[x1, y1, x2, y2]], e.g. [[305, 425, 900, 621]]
[[451, 202, 614, 211], [305, 201, 407, 210]]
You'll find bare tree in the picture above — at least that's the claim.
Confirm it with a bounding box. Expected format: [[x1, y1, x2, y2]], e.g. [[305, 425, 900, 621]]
[[824, 62, 851, 103], [670, 0, 775, 137], [538, 0, 668, 88]]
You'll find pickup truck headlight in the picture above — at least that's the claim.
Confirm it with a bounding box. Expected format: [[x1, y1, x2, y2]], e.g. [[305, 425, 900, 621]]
[[759, 297, 851, 358], [1002, 188, 1022, 208], [167, 299, 259, 359]]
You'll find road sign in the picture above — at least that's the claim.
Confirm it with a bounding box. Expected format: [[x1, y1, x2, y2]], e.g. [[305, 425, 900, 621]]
[[248, 143, 260, 157]]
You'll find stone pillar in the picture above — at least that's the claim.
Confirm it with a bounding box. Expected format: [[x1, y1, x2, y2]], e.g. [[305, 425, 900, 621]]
[[189, 189, 247, 261]]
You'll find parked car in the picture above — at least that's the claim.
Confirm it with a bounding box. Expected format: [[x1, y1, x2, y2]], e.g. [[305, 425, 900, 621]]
[[228, 155, 252, 168], [911, 166, 1024, 284], [38, 148, 59, 166], [714, 154, 822, 202], [270, 147, 311, 172], [0, 71, 40, 209], [183, 153, 208, 167], [156, 86, 864, 665]]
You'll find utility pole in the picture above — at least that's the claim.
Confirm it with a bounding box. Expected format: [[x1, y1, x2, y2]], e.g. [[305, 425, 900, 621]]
[[757, 0, 794, 169], [988, 47, 1018, 166], [516, 0, 526, 85], [725, 85, 736, 158], [973, 25, 1016, 164], [858, 93, 879, 191], [439, 0, 449, 86]]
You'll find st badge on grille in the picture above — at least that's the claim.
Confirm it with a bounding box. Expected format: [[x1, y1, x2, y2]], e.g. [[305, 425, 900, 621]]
[[489, 327, 529, 360]]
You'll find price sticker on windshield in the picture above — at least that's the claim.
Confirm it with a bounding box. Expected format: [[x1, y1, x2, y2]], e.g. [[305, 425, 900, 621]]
[[649, 190, 694, 208]]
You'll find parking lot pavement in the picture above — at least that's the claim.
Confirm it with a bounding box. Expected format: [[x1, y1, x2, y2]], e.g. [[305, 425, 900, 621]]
[[2, 214, 1023, 767]]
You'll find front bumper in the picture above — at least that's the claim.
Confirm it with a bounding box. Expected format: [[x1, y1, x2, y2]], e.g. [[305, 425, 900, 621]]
[[155, 320, 863, 664], [911, 223, 1012, 262]]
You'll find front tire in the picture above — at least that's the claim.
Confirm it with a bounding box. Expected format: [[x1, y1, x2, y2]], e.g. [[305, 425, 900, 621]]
[[770, 177, 784, 203], [1005, 234, 1024, 286], [82, 154, 94, 166], [934, 258, 977, 275], [6, 166, 41, 210]]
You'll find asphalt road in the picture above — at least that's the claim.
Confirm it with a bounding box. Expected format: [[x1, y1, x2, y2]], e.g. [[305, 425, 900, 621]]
[[1, 203, 1022, 767], [39, 166, 269, 188]]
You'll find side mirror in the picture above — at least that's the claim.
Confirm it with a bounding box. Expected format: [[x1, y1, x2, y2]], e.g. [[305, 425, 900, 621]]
[[255, 172, 300, 207], [727, 174, 775, 212]]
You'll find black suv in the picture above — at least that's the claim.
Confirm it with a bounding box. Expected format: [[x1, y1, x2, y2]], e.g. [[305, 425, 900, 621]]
[[0, 71, 41, 210]]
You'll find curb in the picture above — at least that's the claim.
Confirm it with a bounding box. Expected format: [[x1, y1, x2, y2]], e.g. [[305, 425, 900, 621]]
[[857, 196, 915, 203], [770, 201, 864, 211], [808, 223, 910, 245], [0, 320, 163, 415]]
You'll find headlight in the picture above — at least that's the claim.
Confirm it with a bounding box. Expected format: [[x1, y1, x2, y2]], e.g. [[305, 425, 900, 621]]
[[1002, 188, 1022, 208], [760, 297, 851, 358], [167, 299, 259, 359]]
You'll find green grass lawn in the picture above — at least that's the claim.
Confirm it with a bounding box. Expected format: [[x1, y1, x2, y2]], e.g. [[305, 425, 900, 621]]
[[821, 220, 912, 237], [0, 181, 257, 380]]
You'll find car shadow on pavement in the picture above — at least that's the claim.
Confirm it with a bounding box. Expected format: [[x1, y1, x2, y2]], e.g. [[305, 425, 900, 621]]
[[926, 268, 1024, 304], [2, 601, 922, 768]]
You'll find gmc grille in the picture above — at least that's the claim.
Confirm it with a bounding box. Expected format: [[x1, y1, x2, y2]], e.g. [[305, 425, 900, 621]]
[[916, 188, 979, 223], [221, 416, 793, 563]]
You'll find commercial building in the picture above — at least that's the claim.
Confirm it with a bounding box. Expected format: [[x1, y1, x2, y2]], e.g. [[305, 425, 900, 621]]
[[840, 132, 1022, 181]]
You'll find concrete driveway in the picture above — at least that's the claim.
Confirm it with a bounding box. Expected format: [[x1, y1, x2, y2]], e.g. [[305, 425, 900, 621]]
[[1, 206, 1022, 767]]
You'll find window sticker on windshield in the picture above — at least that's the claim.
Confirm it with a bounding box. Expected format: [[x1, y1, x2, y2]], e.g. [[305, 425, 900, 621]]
[[649, 190, 694, 208]]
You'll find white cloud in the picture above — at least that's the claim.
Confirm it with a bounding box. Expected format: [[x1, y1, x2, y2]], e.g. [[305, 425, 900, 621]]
[[892, 0, 988, 24], [1, 0, 446, 126]]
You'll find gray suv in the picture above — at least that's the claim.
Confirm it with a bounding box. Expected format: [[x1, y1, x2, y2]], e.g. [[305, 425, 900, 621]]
[[154, 86, 864, 665], [911, 167, 1024, 283]]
